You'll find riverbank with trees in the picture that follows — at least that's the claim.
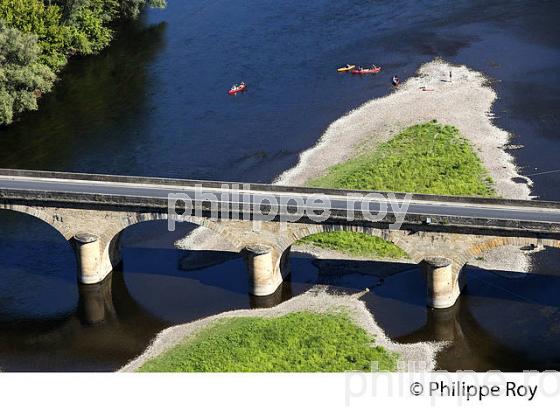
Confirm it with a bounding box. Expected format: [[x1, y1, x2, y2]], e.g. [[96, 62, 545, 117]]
[[0, 0, 165, 125]]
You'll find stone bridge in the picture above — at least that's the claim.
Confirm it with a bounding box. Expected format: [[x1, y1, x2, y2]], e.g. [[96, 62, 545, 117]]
[[2, 169, 560, 309]]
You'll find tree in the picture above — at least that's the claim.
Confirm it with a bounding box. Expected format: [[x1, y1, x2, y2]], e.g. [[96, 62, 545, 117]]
[[120, 0, 166, 19], [0, 23, 55, 125], [59, 0, 119, 55], [0, 0, 73, 69]]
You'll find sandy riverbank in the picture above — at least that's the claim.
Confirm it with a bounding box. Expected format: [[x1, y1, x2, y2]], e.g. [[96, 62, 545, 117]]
[[120, 288, 442, 372], [275, 59, 532, 200]]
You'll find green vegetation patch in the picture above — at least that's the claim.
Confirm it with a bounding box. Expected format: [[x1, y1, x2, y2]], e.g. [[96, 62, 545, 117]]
[[297, 231, 408, 259], [309, 120, 496, 197], [301, 121, 496, 258], [138, 312, 398, 372]]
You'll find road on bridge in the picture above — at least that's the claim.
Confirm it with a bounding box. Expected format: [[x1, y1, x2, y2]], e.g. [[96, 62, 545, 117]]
[[1, 172, 560, 227]]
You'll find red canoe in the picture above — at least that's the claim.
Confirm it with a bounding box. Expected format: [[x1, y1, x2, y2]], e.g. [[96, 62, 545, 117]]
[[351, 67, 381, 75], [228, 83, 247, 95]]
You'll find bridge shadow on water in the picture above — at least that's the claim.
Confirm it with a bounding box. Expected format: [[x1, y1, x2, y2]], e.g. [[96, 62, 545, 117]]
[[371, 264, 560, 371], [292, 252, 560, 371]]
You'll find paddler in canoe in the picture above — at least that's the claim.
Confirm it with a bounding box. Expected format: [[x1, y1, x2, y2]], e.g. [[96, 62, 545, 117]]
[[351, 65, 381, 74], [228, 82, 247, 95]]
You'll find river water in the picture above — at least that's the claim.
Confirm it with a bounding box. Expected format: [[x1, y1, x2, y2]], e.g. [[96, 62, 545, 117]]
[[0, 0, 559, 371]]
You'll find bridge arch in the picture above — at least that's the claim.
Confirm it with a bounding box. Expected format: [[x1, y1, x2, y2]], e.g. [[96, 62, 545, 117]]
[[102, 212, 247, 273], [0, 204, 75, 240], [277, 223, 413, 265], [447, 236, 560, 276], [0, 207, 80, 319], [86, 212, 250, 289], [270, 224, 414, 292], [464, 237, 560, 260], [0, 206, 78, 275]]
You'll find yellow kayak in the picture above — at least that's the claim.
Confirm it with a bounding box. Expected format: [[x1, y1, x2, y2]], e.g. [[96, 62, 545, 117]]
[[337, 64, 356, 72]]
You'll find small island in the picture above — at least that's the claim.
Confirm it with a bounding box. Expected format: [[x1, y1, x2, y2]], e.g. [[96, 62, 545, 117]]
[[137, 312, 398, 372], [298, 120, 496, 258], [122, 290, 437, 372]]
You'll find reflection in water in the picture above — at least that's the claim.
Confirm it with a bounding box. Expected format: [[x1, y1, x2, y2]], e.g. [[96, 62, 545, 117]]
[[78, 279, 115, 326], [250, 282, 293, 309], [396, 301, 524, 371]]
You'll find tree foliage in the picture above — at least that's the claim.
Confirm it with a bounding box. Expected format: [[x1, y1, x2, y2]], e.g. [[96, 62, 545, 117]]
[[59, 0, 120, 56], [0, 0, 166, 125], [0, 22, 55, 124], [0, 0, 71, 69], [120, 0, 166, 19]]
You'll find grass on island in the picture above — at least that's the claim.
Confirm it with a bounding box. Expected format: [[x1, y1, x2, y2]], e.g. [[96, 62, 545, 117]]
[[309, 120, 495, 196], [138, 312, 398, 372], [298, 231, 408, 259], [300, 121, 497, 258]]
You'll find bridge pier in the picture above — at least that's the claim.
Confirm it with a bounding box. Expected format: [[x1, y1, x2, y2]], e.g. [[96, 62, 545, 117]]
[[72, 232, 115, 285], [424, 257, 460, 309], [244, 244, 285, 296]]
